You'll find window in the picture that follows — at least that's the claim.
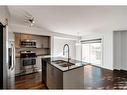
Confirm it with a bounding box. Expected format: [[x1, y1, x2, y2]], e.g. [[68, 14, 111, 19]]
[[81, 39, 102, 66]]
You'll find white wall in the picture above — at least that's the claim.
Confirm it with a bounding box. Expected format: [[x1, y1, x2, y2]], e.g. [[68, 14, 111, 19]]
[[113, 31, 121, 70], [76, 44, 82, 61], [53, 37, 76, 59], [121, 32, 127, 71], [114, 31, 127, 71]]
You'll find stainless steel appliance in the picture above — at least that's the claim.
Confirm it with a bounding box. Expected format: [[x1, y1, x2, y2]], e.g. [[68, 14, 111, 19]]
[[0, 22, 4, 89], [8, 40, 15, 89], [20, 40, 36, 48], [0, 22, 15, 89], [20, 51, 37, 75], [20, 51, 36, 66]]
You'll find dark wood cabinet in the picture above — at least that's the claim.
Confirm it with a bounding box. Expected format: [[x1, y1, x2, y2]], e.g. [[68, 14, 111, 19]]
[[42, 58, 50, 84], [47, 63, 63, 89]]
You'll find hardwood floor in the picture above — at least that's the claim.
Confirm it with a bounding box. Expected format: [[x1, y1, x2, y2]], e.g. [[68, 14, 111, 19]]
[[15, 65, 127, 89], [84, 65, 127, 89], [15, 72, 47, 89]]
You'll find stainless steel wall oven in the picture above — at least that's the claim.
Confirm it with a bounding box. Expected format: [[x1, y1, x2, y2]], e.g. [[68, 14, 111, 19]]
[[20, 51, 37, 75]]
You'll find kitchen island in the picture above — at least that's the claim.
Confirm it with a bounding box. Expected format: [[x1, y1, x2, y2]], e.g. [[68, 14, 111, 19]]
[[42, 57, 90, 89]]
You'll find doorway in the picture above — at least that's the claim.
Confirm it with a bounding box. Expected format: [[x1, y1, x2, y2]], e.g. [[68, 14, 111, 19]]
[[81, 39, 103, 67]]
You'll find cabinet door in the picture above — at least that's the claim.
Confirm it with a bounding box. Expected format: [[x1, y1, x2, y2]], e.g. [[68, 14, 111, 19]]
[[21, 34, 31, 41], [42, 59, 47, 83], [36, 57, 42, 71], [47, 64, 63, 89], [47, 64, 55, 89], [53, 67, 63, 89], [15, 33, 21, 49]]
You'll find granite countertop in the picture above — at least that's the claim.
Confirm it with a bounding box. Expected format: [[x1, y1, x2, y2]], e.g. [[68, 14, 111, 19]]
[[16, 54, 51, 58], [44, 57, 90, 72]]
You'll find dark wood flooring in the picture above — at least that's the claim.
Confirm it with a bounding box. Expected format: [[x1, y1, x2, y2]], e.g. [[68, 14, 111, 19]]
[[15, 72, 47, 89], [84, 65, 127, 89], [15, 65, 127, 89]]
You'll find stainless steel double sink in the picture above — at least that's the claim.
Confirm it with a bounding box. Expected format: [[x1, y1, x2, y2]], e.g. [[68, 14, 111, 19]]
[[52, 60, 75, 67]]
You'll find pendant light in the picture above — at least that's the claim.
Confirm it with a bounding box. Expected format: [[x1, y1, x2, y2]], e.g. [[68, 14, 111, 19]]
[[76, 32, 81, 46]]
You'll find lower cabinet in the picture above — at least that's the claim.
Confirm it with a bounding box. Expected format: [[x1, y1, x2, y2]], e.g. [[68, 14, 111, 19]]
[[36, 56, 42, 71], [47, 64, 84, 89], [42, 58, 47, 84], [47, 64, 63, 89]]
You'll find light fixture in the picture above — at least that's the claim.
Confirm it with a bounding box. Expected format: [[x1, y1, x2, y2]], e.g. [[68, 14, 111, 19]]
[[76, 32, 81, 46], [28, 17, 35, 27]]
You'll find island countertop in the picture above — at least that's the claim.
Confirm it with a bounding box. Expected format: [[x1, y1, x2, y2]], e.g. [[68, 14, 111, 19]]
[[42, 57, 90, 72]]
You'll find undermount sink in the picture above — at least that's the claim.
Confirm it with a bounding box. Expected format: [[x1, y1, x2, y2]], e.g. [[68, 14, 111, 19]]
[[52, 60, 75, 67], [59, 62, 75, 67], [52, 60, 65, 64]]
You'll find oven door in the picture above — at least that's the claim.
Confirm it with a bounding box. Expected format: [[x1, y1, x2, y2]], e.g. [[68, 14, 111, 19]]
[[21, 58, 36, 66]]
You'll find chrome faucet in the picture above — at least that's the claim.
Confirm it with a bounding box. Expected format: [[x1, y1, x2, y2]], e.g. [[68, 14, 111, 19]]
[[63, 44, 70, 63]]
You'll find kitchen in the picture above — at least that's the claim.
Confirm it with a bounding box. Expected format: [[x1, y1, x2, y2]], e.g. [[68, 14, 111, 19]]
[[1, 6, 127, 90]]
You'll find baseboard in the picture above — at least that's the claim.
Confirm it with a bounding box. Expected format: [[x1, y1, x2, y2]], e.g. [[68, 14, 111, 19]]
[[90, 64, 113, 71], [113, 69, 127, 72], [15, 71, 38, 77], [120, 69, 127, 72]]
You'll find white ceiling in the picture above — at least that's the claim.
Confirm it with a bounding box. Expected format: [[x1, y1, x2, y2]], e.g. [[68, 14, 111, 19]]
[[8, 6, 127, 36]]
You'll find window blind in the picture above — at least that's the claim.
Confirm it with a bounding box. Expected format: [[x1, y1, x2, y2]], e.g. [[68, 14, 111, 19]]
[[81, 38, 102, 44]]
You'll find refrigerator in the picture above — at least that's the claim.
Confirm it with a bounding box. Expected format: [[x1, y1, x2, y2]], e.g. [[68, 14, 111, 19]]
[[0, 22, 15, 89]]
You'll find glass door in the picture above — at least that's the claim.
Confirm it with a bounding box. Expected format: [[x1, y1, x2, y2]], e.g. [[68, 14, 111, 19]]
[[81, 39, 102, 66]]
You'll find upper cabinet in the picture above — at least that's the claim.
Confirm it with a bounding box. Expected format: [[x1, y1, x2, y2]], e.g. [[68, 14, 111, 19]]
[[15, 33, 21, 49], [14, 33, 51, 56]]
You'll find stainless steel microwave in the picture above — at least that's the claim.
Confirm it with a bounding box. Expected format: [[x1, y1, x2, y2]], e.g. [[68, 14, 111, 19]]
[[20, 40, 36, 48]]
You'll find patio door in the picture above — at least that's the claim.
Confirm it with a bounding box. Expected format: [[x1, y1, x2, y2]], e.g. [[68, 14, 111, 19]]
[[81, 39, 102, 66]]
